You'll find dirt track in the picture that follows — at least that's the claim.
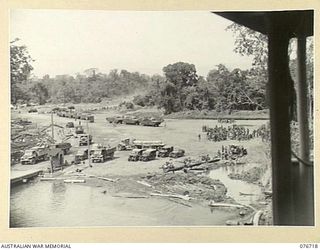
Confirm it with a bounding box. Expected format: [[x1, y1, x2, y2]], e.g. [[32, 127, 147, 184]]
[[12, 109, 269, 175]]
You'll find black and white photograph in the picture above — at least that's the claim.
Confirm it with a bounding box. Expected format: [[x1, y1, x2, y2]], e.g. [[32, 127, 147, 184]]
[[9, 9, 314, 228]]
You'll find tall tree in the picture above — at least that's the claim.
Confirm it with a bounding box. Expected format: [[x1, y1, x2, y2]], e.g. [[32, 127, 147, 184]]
[[226, 23, 268, 76], [226, 23, 271, 112], [30, 82, 49, 105], [10, 38, 34, 104], [163, 62, 198, 110]]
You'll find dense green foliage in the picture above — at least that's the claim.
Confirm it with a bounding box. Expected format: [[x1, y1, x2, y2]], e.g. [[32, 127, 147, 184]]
[[10, 39, 268, 113], [227, 23, 314, 119], [10, 39, 34, 104], [39, 69, 150, 104], [133, 62, 267, 114], [11, 27, 313, 116], [12, 67, 151, 105]]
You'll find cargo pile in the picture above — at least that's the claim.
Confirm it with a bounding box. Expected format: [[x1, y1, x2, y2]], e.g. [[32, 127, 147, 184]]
[[142, 172, 228, 202], [228, 166, 265, 184], [11, 121, 55, 164]]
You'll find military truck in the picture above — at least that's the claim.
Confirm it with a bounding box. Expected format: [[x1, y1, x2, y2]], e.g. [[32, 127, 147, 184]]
[[69, 111, 76, 118], [169, 148, 185, 158], [158, 145, 174, 157], [28, 108, 38, 113], [123, 116, 140, 125], [81, 114, 94, 123], [79, 134, 92, 146], [106, 116, 124, 124], [90, 144, 116, 163], [139, 117, 162, 127], [75, 125, 84, 134], [74, 112, 82, 119], [20, 146, 50, 165], [56, 108, 68, 117], [128, 149, 145, 161], [61, 110, 71, 117], [74, 148, 89, 164], [86, 115, 94, 123], [140, 149, 157, 161], [117, 138, 134, 151], [66, 122, 74, 128]]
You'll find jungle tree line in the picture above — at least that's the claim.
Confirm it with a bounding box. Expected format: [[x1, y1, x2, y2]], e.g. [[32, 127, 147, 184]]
[[11, 22, 313, 115], [11, 40, 267, 112], [133, 63, 267, 114]]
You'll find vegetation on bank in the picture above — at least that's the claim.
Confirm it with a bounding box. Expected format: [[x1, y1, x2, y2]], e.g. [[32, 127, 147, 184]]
[[10, 23, 313, 119], [164, 109, 269, 120]]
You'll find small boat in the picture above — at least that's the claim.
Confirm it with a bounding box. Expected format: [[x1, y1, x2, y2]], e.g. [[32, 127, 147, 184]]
[[209, 201, 244, 208], [239, 192, 257, 196]]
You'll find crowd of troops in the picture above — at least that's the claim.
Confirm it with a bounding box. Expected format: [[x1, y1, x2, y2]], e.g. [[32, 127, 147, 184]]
[[202, 124, 256, 142], [202, 123, 270, 142]]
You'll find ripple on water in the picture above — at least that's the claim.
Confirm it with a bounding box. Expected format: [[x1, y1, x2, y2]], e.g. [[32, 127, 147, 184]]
[[208, 164, 263, 206], [10, 180, 238, 227]]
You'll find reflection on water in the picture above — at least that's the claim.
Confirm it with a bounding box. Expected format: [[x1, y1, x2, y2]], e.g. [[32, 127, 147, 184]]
[[50, 182, 67, 211], [10, 163, 262, 227], [208, 163, 263, 205], [10, 180, 240, 227]]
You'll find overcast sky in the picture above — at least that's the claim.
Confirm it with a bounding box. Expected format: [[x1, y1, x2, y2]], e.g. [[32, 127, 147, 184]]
[[10, 10, 253, 78]]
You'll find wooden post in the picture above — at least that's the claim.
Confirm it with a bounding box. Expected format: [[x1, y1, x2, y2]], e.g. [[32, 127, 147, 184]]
[[51, 112, 54, 141], [267, 16, 294, 225], [296, 35, 310, 166]]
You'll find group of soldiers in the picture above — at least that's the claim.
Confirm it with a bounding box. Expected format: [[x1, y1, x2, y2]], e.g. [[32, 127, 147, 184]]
[[256, 123, 271, 142], [217, 145, 248, 160], [202, 124, 261, 142]]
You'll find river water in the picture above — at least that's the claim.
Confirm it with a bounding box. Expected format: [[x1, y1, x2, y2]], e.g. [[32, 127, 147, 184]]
[[10, 118, 268, 227], [10, 165, 263, 227]]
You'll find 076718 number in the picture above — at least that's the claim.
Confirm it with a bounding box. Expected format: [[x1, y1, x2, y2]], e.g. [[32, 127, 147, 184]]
[[300, 244, 318, 248]]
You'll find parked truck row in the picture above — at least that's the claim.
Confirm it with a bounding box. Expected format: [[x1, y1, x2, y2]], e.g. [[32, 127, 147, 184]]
[[20, 142, 72, 165], [125, 140, 185, 162], [106, 115, 163, 127], [55, 108, 94, 123]]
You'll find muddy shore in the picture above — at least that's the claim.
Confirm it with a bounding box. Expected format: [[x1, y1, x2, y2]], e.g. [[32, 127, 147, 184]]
[[11, 106, 272, 226]]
